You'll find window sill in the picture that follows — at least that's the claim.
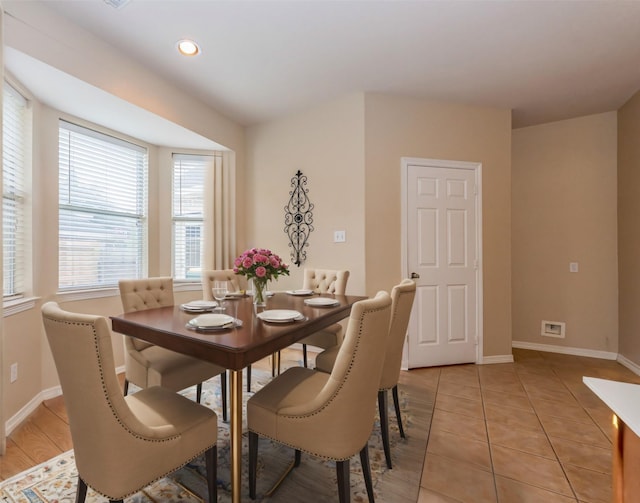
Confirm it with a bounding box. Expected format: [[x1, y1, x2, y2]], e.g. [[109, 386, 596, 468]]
[[3, 296, 39, 317], [55, 283, 202, 302], [174, 281, 202, 292], [3, 284, 204, 316], [56, 288, 119, 302]]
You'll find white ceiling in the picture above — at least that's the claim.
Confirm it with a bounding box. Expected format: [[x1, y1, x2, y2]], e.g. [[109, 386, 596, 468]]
[[8, 0, 640, 129], [4, 47, 227, 150]]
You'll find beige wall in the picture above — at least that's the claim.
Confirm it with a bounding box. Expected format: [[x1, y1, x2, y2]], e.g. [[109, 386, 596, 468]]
[[245, 94, 367, 294], [618, 90, 640, 364], [245, 93, 513, 359], [512, 112, 618, 353], [363, 94, 513, 358]]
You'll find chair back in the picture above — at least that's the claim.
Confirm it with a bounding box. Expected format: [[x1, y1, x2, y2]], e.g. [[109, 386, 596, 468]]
[[42, 301, 218, 500], [119, 276, 174, 311], [302, 268, 349, 295], [41, 302, 157, 494], [292, 292, 391, 458], [201, 269, 247, 301], [118, 277, 174, 351], [380, 279, 416, 389]]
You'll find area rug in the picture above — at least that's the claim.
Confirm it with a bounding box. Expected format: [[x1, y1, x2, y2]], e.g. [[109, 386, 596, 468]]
[[0, 369, 432, 503]]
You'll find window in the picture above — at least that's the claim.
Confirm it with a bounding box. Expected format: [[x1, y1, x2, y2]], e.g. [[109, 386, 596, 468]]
[[3, 83, 29, 299], [172, 154, 213, 280], [58, 121, 147, 290]]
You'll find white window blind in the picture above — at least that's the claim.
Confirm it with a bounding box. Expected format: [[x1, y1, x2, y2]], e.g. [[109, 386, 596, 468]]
[[172, 154, 213, 280], [58, 120, 148, 290], [3, 83, 29, 299]]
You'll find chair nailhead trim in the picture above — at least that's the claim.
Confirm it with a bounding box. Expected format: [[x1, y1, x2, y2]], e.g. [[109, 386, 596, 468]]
[[255, 303, 388, 460], [78, 445, 215, 500], [43, 316, 181, 443], [250, 431, 353, 462], [43, 315, 217, 500]]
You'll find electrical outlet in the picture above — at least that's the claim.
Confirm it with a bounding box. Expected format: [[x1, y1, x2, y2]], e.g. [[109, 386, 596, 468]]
[[10, 363, 18, 383], [334, 230, 346, 243]]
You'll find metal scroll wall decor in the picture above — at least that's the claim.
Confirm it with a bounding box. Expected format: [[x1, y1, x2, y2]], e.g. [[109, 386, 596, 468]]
[[284, 170, 314, 266]]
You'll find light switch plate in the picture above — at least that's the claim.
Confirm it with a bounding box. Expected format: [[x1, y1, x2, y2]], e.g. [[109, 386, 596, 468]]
[[334, 230, 346, 243]]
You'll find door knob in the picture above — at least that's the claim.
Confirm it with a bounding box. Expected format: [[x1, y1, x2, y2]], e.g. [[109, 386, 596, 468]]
[[410, 272, 420, 279]]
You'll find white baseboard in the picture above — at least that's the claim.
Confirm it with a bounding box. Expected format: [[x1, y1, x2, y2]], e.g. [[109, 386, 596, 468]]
[[512, 340, 618, 360], [479, 354, 514, 364], [617, 354, 640, 377], [4, 365, 126, 437], [41, 385, 63, 400], [5, 385, 62, 436], [401, 354, 513, 368]]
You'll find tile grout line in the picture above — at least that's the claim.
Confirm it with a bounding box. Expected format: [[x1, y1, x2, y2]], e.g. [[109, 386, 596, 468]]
[[477, 366, 501, 503], [480, 359, 581, 501], [546, 359, 616, 497], [418, 367, 450, 501], [516, 353, 581, 501], [420, 367, 485, 503]]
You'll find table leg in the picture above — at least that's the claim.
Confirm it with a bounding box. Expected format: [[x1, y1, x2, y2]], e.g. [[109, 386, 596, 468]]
[[230, 369, 242, 503], [613, 413, 623, 502]]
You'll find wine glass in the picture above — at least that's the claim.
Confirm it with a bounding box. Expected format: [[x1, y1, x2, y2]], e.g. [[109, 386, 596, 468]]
[[212, 280, 229, 312]]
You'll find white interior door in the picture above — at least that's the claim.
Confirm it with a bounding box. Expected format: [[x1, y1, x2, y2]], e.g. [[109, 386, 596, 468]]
[[403, 158, 481, 368]]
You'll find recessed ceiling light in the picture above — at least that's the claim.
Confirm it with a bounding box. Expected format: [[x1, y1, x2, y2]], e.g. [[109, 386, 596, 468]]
[[103, 0, 130, 9], [177, 39, 200, 57]]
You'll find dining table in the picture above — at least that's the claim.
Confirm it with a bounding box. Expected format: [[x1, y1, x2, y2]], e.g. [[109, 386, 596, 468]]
[[110, 291, 367, 503]]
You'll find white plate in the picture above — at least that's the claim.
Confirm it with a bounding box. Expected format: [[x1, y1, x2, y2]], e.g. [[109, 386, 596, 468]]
[[304, 297, 340, 307], [188, 313, 235, 328], [181, 300, 218, 311], [285, 289, 314, 296], [257, 309, 304, 323]]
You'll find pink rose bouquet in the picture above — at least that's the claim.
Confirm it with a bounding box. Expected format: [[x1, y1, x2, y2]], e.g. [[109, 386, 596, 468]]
[[233, 248, 290, 282], [234, 248, 289, 306]]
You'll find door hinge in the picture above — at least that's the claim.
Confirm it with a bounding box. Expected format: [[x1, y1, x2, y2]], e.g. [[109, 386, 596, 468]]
[[474, 259, 478, 270]]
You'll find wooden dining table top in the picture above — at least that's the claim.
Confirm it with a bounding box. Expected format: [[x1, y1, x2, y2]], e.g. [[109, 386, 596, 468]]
[[110, 293, 367, 371]]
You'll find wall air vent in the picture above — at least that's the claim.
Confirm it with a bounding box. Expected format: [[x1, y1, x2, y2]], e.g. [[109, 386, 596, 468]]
[[541, 320, 566, 338]]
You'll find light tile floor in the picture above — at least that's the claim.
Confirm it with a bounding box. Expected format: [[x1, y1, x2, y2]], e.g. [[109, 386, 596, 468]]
[[415, 348, 640, 503]]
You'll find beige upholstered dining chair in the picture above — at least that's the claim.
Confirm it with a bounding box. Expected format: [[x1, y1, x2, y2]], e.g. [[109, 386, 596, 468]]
[[315, 279, 416, 469], [41, 302, 218, 503], [247, 291, 392, 503], [118, 277, 228, 421], [298, 268, 350, 367]]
